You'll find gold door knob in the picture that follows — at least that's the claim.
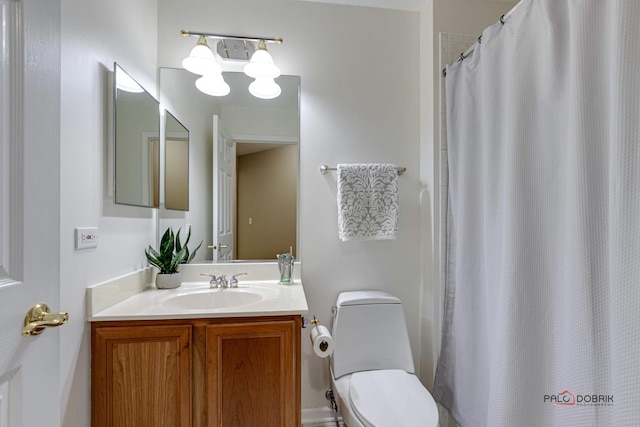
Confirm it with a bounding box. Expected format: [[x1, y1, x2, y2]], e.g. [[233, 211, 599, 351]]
[[22, 303, 69, 336]]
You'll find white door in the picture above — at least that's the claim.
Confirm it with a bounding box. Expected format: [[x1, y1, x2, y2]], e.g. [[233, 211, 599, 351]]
[[0, 0, 64, 425], [212, 115, 235, 261]]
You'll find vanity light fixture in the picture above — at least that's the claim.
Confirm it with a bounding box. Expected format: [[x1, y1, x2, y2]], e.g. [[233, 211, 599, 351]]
[[244, 40, 281, 99], [195, 72, 231, 97], [182, 34, 229, 96], [244, 40, 280, 78], [181, 30, 283, 99], [248, 76, 281, 99], [182, 35, 218, 75]]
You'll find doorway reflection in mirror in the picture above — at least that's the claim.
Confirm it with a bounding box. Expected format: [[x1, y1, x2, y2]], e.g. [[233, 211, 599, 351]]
[[159, 68, 299, 262]]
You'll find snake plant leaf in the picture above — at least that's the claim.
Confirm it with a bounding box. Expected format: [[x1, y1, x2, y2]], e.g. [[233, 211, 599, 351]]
[[146, 245, 161, 260], [145, 248, 163, 270], [145, 226, 203, 274], [176, 227, 192, 249], [175, 227, 183, 253], [169, 246, 188, 272], [176, 227, 202, 264], [159, 228, 174, 255], [187, 240, 203, 263]]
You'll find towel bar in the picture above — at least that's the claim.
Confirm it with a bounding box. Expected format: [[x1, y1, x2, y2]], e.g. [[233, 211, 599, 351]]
[[320, 164, 406, 175]]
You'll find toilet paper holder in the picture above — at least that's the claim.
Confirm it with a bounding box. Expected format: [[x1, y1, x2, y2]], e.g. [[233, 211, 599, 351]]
[[306, 315, 334, 357], [310, 317, 328, 352], [302, 315, 321, 328]]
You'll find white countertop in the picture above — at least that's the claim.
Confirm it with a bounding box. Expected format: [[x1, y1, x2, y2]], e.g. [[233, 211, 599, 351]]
[[88, 279, 308, 321]]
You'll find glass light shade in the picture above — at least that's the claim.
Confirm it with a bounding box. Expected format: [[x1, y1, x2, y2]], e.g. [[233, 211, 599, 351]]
[[182, 38, 220, 75], [248, 76, 281, 99], [244, 44, 280, 78], [195, 72, 230, 97]]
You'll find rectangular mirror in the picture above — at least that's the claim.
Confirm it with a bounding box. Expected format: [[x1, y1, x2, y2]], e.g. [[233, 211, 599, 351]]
[[164, 111, 189, 211], [114, 63, 160, 208], [159, 68, 300, 261]]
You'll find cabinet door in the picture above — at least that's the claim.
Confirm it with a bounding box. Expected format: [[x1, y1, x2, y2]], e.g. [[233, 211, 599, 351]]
[[92, 324, 192, 427], [206, 318, 300, 427]]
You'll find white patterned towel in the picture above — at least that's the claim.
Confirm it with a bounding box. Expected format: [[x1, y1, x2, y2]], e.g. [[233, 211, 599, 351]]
[[337, 163, 399, 241]]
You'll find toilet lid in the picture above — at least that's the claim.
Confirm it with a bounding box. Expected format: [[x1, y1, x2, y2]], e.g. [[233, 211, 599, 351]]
[[349, 370, 439, 427]]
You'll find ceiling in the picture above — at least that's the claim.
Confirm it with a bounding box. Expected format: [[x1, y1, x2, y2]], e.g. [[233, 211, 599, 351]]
[[295, 0, 519, 12], [297, 0, 425, 11]]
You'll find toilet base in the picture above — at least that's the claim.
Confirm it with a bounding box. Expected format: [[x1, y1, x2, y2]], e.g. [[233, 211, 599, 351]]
[[330, 370, 365, 427]]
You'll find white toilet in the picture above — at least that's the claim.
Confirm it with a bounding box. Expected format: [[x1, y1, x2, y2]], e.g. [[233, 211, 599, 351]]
[[330, 291, 439, 427]]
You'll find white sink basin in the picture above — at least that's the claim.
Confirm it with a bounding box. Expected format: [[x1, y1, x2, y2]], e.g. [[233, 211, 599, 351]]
[[161, 288, 271, 310], [88, 275, 309, 321]]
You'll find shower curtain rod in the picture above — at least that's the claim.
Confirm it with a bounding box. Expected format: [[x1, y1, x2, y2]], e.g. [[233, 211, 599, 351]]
[[442, 1, 522, 77]]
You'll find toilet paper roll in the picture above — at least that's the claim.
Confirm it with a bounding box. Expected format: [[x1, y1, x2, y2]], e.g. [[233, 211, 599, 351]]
[[310, 325, 334, 358]]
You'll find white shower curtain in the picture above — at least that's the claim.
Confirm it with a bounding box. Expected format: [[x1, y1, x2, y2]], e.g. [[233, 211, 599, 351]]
[[434, 1, 640, 426]]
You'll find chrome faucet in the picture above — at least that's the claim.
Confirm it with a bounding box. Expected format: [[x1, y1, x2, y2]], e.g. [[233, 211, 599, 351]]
[[201, 273, 228, 289], [229, 272, 248, 288]]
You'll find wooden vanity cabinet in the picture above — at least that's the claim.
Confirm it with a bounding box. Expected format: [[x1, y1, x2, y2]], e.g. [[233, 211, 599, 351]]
[[203, 317, 301, 426], [92, 315, 301, 427], [91, 323, 192, 426]]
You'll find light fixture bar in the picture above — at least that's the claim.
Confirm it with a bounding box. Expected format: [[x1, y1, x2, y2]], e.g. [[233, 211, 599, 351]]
[[181, 29, 283, 44]]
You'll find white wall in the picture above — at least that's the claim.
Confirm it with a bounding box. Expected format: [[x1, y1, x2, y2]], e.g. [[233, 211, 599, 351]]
[[59, 0, 158, 424], [222, 106, 299, 140], [55, 0, 520, 422], [158, 0, 421, 409]]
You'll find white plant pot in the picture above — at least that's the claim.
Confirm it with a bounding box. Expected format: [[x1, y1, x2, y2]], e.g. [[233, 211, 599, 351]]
[[155, 272, 182, 289]]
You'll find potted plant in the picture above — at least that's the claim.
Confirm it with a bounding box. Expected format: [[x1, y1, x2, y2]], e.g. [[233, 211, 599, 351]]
[[145, 227, 202, 289]]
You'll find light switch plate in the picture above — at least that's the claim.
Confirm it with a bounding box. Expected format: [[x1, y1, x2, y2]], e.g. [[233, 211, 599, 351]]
[[75, 227, 99, 249]]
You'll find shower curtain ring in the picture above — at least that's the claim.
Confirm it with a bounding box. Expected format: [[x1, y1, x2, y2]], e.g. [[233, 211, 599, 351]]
[[500, 14, 506, 25], [478, 35, 482, 44]]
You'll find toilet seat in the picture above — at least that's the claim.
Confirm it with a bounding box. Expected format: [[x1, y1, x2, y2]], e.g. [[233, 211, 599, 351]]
[[348, 370, 439, 427]]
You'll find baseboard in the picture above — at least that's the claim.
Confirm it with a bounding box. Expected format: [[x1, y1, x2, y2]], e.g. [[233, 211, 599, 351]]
[[302, 407, 345, 427]]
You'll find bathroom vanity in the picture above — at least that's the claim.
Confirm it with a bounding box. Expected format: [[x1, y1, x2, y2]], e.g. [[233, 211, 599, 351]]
[[88, 264, 307, 427]]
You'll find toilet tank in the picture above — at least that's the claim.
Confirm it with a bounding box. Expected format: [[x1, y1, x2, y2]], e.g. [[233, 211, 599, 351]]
[[331, 291, 415, 379]]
